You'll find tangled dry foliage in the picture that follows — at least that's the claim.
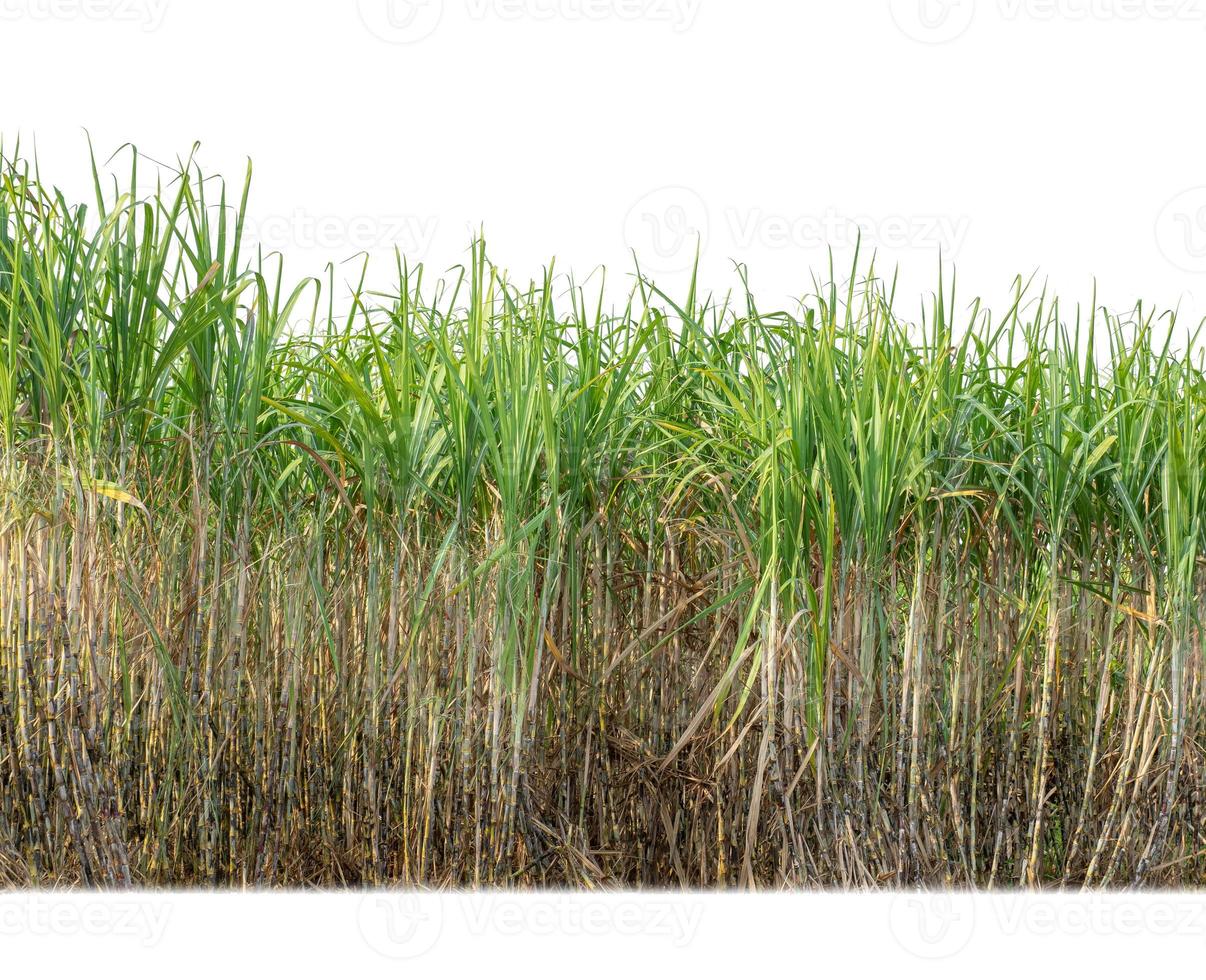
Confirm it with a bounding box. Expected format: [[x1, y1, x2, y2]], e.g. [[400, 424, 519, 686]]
[[1, 144, 1205, 887]]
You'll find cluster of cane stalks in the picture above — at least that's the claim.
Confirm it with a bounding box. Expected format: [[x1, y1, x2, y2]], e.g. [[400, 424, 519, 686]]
[[1, 144, 1203, 887]]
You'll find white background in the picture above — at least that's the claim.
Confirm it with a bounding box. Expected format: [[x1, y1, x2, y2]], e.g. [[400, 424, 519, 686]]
[[4, 891, 1206, 975], [5, 0, 1206, 971], [5, 0, 1206, 320]]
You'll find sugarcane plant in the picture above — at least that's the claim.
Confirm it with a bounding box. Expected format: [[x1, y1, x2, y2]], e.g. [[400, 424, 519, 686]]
[[0, 143, 1204, 887]]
